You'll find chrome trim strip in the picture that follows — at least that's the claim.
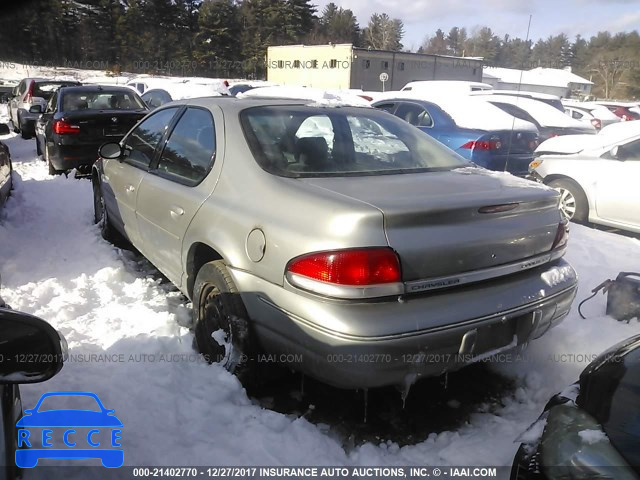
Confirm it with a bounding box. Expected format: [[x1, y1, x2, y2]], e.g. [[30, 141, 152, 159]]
[[405, 248, 566, 294], [285, 272, 404, 299]]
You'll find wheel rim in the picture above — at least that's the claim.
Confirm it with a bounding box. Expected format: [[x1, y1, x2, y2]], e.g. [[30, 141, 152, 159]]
[[556, 187, 577, 220], [199, 284, 232, 367]]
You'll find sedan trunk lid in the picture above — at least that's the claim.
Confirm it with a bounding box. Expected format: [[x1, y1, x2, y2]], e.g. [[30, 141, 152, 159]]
[[300, 168, 561, 282]]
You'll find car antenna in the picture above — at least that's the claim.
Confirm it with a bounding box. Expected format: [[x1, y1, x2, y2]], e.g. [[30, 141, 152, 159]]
[[505, 14, 533, 170]]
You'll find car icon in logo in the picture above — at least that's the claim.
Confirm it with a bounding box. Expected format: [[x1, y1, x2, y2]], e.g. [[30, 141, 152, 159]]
[[15, 391, 123, 468]]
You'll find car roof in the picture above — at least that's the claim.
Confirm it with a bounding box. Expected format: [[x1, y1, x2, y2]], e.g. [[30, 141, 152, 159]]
[[58, 85, 140, 94], [174, 96, 377, 115]]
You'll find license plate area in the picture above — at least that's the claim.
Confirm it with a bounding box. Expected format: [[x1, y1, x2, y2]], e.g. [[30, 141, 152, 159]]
[[103, 127, 125, 137]]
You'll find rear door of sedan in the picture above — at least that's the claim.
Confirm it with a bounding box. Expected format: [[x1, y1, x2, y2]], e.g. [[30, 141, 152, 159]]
[[134, 105, 222, 285]]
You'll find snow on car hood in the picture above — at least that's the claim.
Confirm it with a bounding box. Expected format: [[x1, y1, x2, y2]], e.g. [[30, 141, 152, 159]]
[[374, 92, 538, 132], [537, 120, 640, 155], [238, 86, 371, 107]]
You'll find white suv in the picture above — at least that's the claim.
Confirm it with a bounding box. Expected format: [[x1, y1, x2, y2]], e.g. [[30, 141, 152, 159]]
[[9, 78, 80, 139]]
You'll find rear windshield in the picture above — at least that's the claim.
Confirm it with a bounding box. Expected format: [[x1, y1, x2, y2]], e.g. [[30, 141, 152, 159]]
[[241, 106, 468, 177], [61, 90, 146, 111], [33, 81, 80, 100]]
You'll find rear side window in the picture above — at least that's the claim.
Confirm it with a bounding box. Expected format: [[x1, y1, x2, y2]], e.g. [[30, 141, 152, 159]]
[[155, 108, 216, 185], [394, 103, 433, 127], [122, 107, 179, 169]]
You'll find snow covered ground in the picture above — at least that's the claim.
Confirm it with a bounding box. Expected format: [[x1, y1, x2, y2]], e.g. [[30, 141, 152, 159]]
[[0, 103, 639, 471]]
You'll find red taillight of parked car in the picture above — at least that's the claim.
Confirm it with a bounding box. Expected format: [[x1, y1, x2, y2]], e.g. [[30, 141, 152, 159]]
[[287, 248, 401, 286], [591, 118, 602, 130], [53, 120, 80, 135], [461, 139, 502, 151], [24, 81, 34, 103]]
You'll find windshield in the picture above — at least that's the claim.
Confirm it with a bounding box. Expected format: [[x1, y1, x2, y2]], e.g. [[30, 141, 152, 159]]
[[241, 106, 469, 177], [61, 90, 146, 111]]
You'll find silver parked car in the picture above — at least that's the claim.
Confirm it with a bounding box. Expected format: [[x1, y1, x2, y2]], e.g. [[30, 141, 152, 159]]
[[92, 98, 578, 390]]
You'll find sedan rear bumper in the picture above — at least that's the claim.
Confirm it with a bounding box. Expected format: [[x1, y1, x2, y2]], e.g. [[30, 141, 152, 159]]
[[232, 259, 578, 389], [49, 143, 101, 171]]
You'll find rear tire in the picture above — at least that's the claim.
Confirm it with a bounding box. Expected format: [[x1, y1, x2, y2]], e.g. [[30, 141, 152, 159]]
[[548, 178, 588, 223], [193, 260, 260, 389], [93, 181, 116, 242], [19, 116, 31, 139]]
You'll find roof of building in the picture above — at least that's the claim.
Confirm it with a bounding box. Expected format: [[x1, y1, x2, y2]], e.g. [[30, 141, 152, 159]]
[[483, 66, 593, 88]]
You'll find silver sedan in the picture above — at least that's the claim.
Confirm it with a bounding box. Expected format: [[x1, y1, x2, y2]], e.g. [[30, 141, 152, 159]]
[[92, 97, 577, 390]]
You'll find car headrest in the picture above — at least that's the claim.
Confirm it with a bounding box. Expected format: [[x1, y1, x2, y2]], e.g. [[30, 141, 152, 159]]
[[294, 137, 329, 170]]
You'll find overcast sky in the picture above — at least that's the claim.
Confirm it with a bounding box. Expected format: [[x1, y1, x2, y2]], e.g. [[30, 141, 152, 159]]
[[316, 0, 640, 51]]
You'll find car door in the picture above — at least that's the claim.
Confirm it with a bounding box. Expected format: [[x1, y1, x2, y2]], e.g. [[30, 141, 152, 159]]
[[134, 106, 218, 284], [594, 138, 640, 228], [101, 107, 180, 248]]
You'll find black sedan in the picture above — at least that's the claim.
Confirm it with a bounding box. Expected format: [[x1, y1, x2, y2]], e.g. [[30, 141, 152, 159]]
[[0, 286, 66, 479], [512, 334, 640, 479], [35, 85, 148, 175]]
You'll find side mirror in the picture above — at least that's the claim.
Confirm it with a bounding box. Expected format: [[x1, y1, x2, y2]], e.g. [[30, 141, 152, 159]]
[[99, 142, 123, 160], [0, 123, 10, 135], [0, 308, 66, 384], [29, 105, 42, 114]]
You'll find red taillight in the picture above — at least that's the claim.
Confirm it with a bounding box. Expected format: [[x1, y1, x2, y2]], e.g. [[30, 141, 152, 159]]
[[53, 120, 80, 135], [461, 139, 502, 151], [551, 220, 569, 250], [287, 248, 401, 286], [591, 118, 601, 129], [24, 81, 34, 102]]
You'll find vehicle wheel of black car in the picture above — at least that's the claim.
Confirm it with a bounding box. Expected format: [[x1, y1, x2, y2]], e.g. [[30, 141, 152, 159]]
[[19, 118, 31, 140], [93, 181, 116, 242], [194, 260, 260, 389], [548, 178, 588, 223]]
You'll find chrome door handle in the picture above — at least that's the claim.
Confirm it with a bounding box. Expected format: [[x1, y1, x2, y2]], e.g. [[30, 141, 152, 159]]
[[170, 206, 184, 217], [125, 185, 135, 193]]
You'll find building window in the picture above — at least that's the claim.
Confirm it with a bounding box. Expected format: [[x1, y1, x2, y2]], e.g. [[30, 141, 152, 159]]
[[330, 59, 337, 68], [363, 59, 370, 69], [473, 68, 477, 75], [293, 60, 300, 68], [382, 61, 389, 70], [398, 62, 405, 71]]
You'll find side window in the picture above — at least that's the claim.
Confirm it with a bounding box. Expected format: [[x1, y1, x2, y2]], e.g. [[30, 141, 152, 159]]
[[375, 103, 396, 113], [155, 108, 216, 185], [122, 107, 179, 169], [616, 138, 640, 161], [394, 103, 429, 127], [571, 110, 583, 119], [47, 92, 58, 113]]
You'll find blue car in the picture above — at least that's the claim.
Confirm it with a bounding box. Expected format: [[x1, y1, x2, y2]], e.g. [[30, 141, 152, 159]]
[[372, 97, 539, 177], [15, 391, 123, 468]]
